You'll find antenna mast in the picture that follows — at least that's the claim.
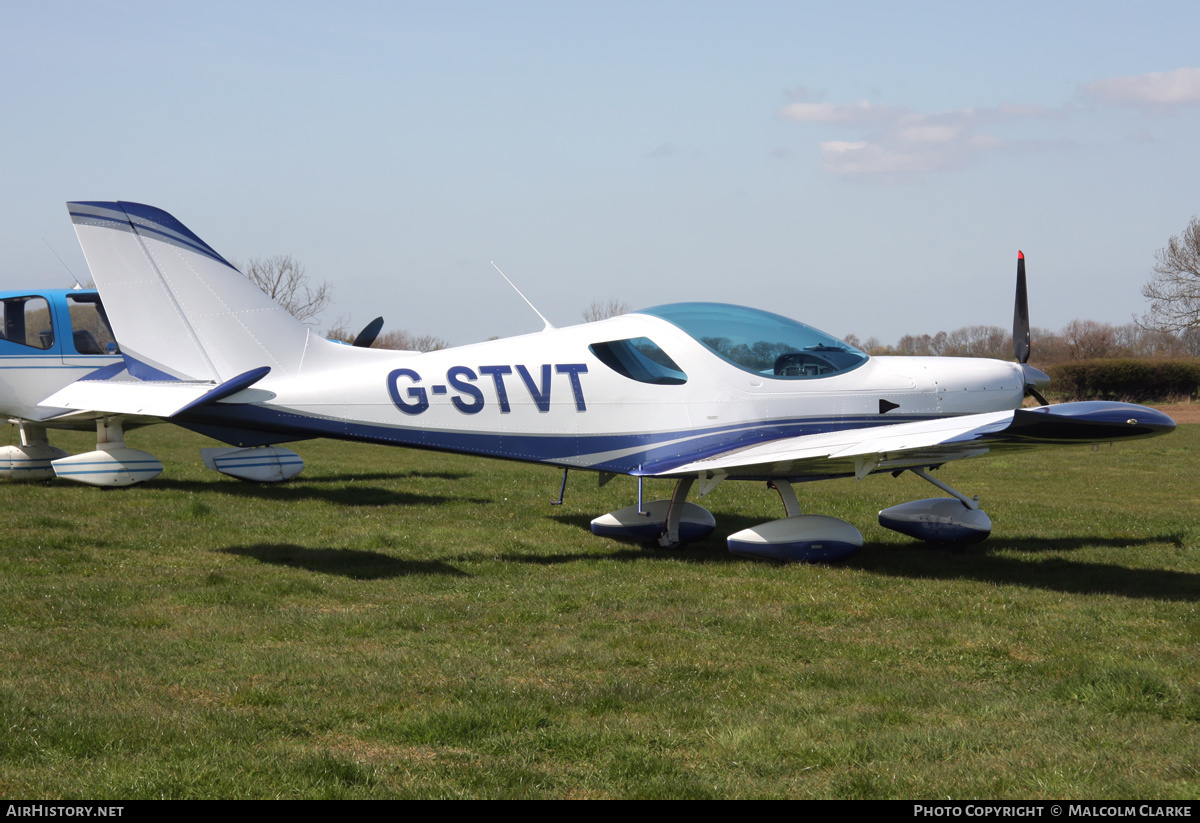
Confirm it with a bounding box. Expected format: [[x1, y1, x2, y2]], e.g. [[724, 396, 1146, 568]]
[[491, 261, 555, 331], [44, 239, 85, 289]]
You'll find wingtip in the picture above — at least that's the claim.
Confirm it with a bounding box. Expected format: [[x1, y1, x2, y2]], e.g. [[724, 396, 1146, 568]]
[[1017, 250, 1024, 260]]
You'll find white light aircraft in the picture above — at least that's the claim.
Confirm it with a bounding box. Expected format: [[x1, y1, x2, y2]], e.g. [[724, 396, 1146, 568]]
[[32, 201, 1176, 561], [0, 287, 307, 485]]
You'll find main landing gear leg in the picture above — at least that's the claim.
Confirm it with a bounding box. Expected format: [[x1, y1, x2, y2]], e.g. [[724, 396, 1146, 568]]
[[768, 479, 802, 517], [909, 467, 980, 510], [657, 476, 696, 547]]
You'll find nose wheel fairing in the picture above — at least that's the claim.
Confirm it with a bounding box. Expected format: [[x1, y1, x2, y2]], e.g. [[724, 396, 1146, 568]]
[[878, 498, 992, 544]]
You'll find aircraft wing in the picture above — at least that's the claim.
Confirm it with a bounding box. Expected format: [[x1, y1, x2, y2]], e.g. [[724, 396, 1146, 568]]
[[660, 402, 1175, 480]]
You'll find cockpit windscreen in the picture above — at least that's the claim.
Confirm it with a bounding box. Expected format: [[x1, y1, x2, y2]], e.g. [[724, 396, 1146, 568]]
[[637, 302, 868, 379]]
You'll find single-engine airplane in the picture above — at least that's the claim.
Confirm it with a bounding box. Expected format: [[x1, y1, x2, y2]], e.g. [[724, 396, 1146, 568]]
[[0, 286, 309, 484], [0, 287, 123, 479], [1, 285, 399, 486], [32, 201, 1175, 561]]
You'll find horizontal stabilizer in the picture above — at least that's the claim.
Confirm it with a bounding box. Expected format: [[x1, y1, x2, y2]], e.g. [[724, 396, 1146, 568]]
[[174, 367, 271, 415], [41, 380, 216, 417], [39, 367, 271, 418]]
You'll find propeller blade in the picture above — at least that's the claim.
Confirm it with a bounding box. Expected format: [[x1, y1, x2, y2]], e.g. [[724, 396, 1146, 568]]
[[1011, 251, 1049, 405], [352, 316, 384, 348], [1013, 251, 1030, 365]]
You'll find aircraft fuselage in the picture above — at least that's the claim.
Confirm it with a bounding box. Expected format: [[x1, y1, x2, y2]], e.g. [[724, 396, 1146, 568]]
[[187, 312, 1029, 477]]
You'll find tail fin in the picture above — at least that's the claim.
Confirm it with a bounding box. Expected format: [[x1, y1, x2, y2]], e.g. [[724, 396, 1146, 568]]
[[67, 202, 312, 383]]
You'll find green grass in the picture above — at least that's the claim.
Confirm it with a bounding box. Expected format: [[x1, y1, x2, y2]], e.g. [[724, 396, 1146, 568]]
[[0, 424, 1196, 798]]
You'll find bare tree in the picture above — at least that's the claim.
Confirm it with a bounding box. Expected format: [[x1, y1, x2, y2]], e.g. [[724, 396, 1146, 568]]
[[942, 325, 1010, 359], [242, 255, 331, 325], [1060, 319, 1122, 360], [861, 336, 888, 355], [372, 329, 448, 352], [895, 332, 949, 356], [1139, 216, 1200, 335], [582, 298, 632, 323]]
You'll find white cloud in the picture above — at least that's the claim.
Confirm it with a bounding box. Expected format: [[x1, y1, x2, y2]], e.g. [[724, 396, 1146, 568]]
[[780, 69, 1197, 182], [818, 140, 947, 176], [1083, 67, 1200, 108], [779, 100, 903, 126], [894, 122, 965, 144], [783, 99, 1063, 182]]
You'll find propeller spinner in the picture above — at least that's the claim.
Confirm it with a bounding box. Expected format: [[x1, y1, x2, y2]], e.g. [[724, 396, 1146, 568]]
[[1013, 251, 1051, 406]]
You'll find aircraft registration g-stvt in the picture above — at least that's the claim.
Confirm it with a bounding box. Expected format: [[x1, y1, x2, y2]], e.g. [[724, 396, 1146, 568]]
[[23, 201, 1177, 561]]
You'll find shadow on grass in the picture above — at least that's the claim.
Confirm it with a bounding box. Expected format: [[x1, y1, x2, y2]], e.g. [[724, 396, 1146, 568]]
[[296, 470, 473, 484], [851, 536, 1200, 601], [218, 544, 468, 579], [985, 534, 1189, 554], [551, 512, 1199, 600], [487, 544, 739, 566], [149, 477, 486, 508]]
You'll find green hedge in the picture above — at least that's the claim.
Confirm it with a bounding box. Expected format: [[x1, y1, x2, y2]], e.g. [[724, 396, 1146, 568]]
[[1047, 359, 1200, 402]]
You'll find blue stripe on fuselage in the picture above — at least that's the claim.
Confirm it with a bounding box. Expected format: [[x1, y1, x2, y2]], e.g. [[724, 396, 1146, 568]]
[[175, 403, 939, 476]]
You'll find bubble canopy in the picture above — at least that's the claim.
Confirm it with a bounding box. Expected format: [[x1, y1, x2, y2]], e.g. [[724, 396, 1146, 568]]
[[636, 302, 868, 380]]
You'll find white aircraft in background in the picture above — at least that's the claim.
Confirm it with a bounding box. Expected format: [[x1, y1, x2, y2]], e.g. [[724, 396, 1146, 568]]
[[28, 201, 1175, 561], [0, 286, 308, 485], [0, 287, 379, 486]]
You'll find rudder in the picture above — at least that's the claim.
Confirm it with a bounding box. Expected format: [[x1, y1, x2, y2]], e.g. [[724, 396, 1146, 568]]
[[68, 201, 312, 383]]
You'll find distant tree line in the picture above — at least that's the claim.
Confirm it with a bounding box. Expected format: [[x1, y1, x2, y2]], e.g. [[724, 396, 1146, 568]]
[[843, 321, 1200, 365]]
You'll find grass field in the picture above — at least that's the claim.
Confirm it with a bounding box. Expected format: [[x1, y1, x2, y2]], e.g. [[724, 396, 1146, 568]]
[[0, 423, 1196, 799]]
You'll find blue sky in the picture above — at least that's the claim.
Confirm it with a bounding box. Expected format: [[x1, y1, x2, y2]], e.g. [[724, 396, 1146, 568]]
[[4, 1, 1199, 347]]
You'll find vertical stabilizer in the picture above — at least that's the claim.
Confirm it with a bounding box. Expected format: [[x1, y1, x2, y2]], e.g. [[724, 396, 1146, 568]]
[[67, 201, 312, 382]]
